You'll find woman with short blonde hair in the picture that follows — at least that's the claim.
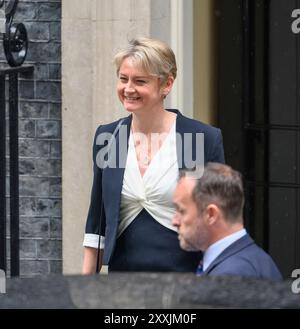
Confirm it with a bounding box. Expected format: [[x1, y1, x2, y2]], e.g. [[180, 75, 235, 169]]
[[83, 37, 225, 274]]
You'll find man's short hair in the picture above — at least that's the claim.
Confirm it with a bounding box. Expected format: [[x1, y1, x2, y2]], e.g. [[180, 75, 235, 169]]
[[180, 163, 245, 222]]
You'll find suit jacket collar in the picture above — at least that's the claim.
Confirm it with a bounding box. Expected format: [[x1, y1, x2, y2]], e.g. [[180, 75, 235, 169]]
[[204, 234, 255, 274], [116, 108, 195, 169]]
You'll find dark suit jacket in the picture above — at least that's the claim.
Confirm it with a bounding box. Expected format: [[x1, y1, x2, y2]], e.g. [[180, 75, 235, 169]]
[[203, 234, 282, 280], [85, 109, 225, 264]]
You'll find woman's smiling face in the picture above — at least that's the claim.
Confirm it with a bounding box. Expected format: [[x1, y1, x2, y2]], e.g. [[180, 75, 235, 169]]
[[117, 57, 165, 114]]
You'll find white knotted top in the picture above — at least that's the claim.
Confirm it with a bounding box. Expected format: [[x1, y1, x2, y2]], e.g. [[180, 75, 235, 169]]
[[83, 120, 179, 250], [118, 121, 179, 237]]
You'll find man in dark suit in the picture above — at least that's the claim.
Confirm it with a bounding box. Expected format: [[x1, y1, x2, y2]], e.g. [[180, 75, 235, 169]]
[[172, 163, 282, 280]]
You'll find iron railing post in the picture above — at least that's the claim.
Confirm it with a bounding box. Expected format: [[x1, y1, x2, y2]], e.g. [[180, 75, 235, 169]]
[[0, 65, 34, 277]]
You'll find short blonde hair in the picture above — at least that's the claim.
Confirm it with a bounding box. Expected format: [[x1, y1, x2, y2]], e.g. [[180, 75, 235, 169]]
[[114, 37, 177, 85]]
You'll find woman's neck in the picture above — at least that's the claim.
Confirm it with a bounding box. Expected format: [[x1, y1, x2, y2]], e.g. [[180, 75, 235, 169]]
[[131, 109, 176, 134]]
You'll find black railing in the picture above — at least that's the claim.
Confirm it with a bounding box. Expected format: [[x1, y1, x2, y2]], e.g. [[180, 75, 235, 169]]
[[0, 65, 33, 276]]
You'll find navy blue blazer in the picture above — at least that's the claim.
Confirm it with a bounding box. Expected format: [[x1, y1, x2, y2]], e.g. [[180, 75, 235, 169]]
[[203, 234, 282, 280], [85, 109, 225, 265]]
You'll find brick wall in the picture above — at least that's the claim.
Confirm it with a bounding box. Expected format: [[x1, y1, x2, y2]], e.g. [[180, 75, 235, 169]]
[[0, 0, 62, 277]]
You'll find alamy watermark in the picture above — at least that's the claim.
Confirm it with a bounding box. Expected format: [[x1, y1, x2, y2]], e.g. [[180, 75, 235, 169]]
[[0, 269, 5, 294], [291, 9, 300, 34], [95, 126, 205, 178], [291, 269, 300, 294]]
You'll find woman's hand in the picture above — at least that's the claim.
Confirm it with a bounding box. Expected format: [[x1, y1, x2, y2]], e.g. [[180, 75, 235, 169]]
[[82, 247, 103, 274]]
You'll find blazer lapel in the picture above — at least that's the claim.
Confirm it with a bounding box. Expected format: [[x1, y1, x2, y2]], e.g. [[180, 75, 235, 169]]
[[170, 109, 205, 170], [174, 110, 185, 170], [166, 109, 187, 170], [102, 115, 132, 222]]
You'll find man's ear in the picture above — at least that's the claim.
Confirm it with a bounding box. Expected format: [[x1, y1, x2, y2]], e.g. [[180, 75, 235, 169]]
[[205, 204, 220, 226]]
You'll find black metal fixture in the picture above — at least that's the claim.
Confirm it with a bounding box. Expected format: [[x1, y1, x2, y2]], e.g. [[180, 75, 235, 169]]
[[0, 1, 32, 277], [0, 0, 28, 67], [0, 65, 34, 277]]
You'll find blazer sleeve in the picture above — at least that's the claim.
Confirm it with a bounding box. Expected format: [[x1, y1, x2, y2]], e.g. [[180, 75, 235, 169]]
[[210, 128, 225, 164], [83, 126, 106, 249]]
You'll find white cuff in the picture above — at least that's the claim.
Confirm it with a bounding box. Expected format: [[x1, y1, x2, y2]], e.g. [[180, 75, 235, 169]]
[[83, 233, 105, 249]]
